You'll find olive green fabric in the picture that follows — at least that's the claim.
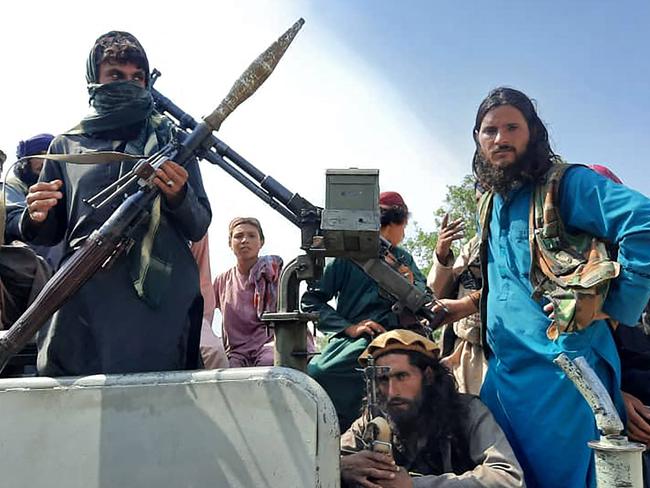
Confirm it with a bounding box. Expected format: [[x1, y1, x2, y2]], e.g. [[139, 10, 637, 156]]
[[478, 162, 620, 341], [303, 248, 427, 429]]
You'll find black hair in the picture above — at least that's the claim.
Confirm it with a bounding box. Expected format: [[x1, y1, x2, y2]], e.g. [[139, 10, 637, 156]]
[[380, 206, 409, 227], [367, 349, 473, 475], [407, 351, 474, 474], [472, 87, 560, 192]]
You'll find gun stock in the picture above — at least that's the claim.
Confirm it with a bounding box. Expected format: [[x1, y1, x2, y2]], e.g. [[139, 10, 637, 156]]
[[0, 190, 154, 370], [0, 20, 305, 373]]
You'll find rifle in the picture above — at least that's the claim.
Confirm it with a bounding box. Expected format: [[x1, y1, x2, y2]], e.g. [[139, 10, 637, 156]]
[[359, 356, 392, 455], [0, 18, 446, 373], [0, 19, 306, 373]]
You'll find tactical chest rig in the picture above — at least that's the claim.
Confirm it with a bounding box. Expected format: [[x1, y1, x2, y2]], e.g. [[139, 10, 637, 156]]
[[477, 163, 620, 350]]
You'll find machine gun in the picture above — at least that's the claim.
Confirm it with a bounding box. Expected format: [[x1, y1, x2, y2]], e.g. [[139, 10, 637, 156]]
[[0, 18, 445, 373], [151, 80, 447, 371], [0, 19, 305, 373]]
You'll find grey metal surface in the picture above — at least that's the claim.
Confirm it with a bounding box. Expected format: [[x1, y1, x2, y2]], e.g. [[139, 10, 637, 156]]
[[555, 354, 645, 487], [0, 367, 340, 488], [554, 353, 624, 434], [589, 436, 646, 488]]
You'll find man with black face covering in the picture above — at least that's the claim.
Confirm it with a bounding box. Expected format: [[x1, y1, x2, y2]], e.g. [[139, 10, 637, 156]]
[[7, 31, 211, 376], [340, 330, 524, 488]]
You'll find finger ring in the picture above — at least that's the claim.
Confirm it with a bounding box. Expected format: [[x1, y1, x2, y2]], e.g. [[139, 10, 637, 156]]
[[166, 180, 174, 188]]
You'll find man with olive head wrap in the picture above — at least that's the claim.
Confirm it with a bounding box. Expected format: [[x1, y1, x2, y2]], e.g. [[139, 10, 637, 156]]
[[340, 329, 524, 488], [7, 31, 211, 376]]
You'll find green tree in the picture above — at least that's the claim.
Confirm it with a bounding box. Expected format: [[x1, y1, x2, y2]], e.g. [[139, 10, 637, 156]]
[[403, 174, 478, 275]]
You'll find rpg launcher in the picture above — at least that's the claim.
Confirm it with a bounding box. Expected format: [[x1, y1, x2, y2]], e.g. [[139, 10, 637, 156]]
[[0, 18, 445, 373], [150, 63, 447, 371], [0, 19, 306, 373]]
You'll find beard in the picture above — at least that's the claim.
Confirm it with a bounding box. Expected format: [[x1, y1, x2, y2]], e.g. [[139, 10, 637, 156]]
[[380, 392, 424, 436], [475, 146, 537, 195]]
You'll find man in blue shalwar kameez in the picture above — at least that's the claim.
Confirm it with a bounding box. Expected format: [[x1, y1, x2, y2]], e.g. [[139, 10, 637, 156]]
[[438, 87, 650, 488]]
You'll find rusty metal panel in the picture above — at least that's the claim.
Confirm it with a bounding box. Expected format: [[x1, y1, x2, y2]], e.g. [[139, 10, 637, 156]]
[[0, 367, 340, 488]]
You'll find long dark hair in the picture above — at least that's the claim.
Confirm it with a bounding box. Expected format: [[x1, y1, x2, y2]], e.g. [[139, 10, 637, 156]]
[[406, 351, 473, 474], [472, 87, 559, 190]]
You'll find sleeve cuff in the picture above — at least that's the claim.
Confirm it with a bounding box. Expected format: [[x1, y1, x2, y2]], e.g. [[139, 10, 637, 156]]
[[19, 208, 52, 243], [162, 182, 196, 217], [433, 249, 455, 269]]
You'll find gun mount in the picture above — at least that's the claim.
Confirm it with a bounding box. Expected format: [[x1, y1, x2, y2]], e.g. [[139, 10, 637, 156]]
[[360, 356, 392, 455], [0, 18, 443, 376], [150, 78, 446, 372]]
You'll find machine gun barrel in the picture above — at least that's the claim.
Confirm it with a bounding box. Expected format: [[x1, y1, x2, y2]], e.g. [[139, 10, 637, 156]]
[[155, 90, 445, 327], [0, 19, 306, 373], [153, 88, 306, 227]]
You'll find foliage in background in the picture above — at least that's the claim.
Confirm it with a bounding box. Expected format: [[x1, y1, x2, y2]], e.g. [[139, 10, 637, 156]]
[[403, 175, 478, 275]]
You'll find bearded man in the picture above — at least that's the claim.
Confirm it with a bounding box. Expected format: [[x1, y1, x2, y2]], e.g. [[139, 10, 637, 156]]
[[304, 192, 428, 432], [7, 31, 211, 376], [340, 329, 524, 488], [438, 87, 650, 487]]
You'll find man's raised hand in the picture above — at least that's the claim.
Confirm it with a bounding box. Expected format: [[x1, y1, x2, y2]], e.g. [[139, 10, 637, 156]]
[[435, 213, 465, 264]]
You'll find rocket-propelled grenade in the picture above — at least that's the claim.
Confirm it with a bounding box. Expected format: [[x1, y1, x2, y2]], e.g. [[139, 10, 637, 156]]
[[204, 18, 305, 131], [0, 19, 306, 374]]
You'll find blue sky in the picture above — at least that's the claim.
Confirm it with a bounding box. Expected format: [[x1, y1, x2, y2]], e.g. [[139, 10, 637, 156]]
[[0, 0, 648, 276], [311, 0, 650, 194]]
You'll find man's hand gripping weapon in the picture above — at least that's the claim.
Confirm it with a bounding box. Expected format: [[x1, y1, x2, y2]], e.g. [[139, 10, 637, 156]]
[[0, 19, 305, 373]]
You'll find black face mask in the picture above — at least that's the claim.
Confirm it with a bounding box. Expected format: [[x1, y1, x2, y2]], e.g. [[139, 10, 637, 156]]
[[70, 80, 154, 137]]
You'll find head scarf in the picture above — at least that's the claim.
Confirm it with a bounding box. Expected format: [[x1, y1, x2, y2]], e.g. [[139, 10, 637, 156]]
[[68, 31, 154, 136], [69, 32, 174, 307], [85, 31, 150, 86], [16, 133, 54, 159], [12, 134, 55, 187]]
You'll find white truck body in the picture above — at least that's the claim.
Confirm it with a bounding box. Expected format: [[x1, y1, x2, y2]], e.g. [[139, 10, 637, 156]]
[[0, 367, 340, 488]]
